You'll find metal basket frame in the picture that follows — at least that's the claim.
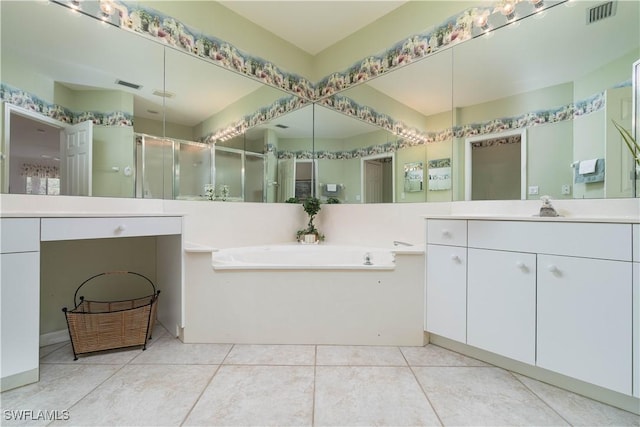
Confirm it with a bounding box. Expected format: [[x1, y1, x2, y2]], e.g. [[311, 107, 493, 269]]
[[62, 271, 160, 360]]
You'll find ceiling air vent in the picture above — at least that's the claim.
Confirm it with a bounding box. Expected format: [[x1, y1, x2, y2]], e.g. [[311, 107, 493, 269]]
[[115, 79, 142, 90], [275, 124, 289, 129], [586, 1, 616, 24]]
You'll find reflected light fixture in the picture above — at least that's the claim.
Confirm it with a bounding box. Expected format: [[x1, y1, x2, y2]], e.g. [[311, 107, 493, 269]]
[[99, 0, 114, 19], [475, 11, 491, 30], [500, 0, 517, 20], [531, 0, 545, 9]]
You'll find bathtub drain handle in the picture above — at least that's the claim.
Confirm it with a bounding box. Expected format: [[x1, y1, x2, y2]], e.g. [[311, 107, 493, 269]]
[[364, 252, 373, 265]]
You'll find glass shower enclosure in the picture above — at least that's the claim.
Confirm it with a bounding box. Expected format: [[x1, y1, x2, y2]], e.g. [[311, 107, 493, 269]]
[[136, 133, 266, 201]]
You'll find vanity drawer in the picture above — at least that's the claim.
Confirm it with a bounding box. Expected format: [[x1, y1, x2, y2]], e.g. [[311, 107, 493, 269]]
[[468, 220, 631, 261], [41, 216, 182, 241], [427, 219, 467, 247], [0, 218, 40, 253]]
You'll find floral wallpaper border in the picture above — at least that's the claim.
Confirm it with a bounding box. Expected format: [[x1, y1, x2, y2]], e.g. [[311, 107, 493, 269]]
[[21, 163, 59, 179], [67, 0, 561, 102], [46, 0, 569, 144], [471, 134, 521, 150], [0, 83, 133, 126], [277, 90, 608, 160], [118, 1, 316, 100], [199, 95, 309, 144]]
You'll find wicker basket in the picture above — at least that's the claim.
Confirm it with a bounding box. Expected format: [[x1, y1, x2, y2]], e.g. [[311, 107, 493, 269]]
[[62, 271, 160, 360]]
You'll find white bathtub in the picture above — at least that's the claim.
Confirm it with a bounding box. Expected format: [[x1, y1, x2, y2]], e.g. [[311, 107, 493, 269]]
[[212, 244, 396, 270]]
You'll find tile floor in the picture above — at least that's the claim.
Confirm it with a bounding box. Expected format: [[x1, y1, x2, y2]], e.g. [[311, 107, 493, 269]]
[[1, 324, 638, 426]]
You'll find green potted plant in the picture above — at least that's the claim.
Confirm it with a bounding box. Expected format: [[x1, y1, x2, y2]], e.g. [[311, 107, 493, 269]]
[[295, 197, 324, 243], [612, 120, 640, 169]]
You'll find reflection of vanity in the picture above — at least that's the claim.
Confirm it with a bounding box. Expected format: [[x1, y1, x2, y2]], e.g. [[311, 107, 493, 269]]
[[0, 214, 182, 392], [425, 216, 640, 404]]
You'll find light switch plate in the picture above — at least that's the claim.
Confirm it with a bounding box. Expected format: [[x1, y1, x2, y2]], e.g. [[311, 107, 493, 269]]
[[528, 186, 539, 195], [561, 184, 571, 195]]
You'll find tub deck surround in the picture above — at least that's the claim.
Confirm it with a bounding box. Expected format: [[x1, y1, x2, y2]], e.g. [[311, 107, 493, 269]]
[[211, 244, 398, 270], [183, 248, 425, 346]]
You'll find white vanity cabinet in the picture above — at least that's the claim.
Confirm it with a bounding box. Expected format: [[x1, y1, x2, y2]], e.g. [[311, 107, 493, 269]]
[[537, 254, 632, 394], [425, 220, 467, 342], [425, 217, 637, 398], [467, 248, 536, 364], [0, 214, 183, 392], [1, 218, 40, 391]]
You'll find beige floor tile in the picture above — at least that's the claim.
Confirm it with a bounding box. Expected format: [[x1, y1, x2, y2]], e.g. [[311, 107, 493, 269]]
[[39, 342, 69, 359], [314, 366, 440, 426], [224, 344, 315, 365], [50, 364, 216, 426], [316, 345, 407, 366], [514, 373, 640, 426], [183, 365, 314, 426], [0, 364, 122, 427], [40, 343, 143, 365], [414, 367, 569, 426], [129, 337, 232, 364], [401, 344, 489, 367]]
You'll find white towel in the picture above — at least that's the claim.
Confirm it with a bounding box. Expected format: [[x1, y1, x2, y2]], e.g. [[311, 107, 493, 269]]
[[326, 184, 337, 192], [578, 159, 597, 175]]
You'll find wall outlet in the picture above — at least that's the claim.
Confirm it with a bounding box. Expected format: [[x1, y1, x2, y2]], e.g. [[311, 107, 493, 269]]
[[561, 184, 571, 195], [355, 195, 361, 201], [528, 186, 539, 195]]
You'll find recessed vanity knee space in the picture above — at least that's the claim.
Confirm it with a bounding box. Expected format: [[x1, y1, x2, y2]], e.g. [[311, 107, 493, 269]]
[[0, 215, 183, 392], [425, 217, 639, 411]]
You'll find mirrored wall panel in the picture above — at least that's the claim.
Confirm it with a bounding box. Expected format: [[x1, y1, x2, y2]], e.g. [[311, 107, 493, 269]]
[[451, 0, 639, 201], [1, 1, 164, 198], [333, 48, 453, 203], [1, 1, 637, 203]]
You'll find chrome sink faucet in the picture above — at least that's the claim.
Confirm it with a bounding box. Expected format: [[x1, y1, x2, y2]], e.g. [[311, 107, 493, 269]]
[[393, 241, 413, 247]]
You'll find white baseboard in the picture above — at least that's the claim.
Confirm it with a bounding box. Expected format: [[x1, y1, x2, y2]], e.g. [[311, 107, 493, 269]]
[[40, 329, 69, 347]]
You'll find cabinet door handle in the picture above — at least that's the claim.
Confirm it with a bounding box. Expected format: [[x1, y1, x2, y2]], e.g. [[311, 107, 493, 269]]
[[516, 261, 528, 271], [115, 224, 126, 233], [548, 264, 560, 274], [442, 229, 451, 237], [451, 254, 460, 262]]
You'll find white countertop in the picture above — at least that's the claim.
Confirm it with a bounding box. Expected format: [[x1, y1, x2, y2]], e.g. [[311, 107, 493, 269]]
[[1, 212, 183, 218], [424, 214, 640, 224]]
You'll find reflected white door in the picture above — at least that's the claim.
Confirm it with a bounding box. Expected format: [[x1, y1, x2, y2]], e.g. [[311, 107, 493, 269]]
[[278, 158, 295, 202], [60, 120, 93, 196], [364, 160, 383, 203]]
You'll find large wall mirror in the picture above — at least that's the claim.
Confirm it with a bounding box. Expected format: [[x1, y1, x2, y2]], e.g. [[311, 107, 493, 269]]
[[1, 1, 638, 203], [450, 0, 639, 201]]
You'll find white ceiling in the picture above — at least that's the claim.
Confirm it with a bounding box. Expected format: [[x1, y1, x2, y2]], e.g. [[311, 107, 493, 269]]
[[218, 1, 408, 55]]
